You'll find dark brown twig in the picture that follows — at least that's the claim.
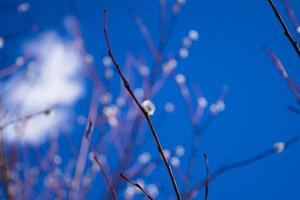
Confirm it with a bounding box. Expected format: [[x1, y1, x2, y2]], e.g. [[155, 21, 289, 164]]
[[203, 153, 209, 200], [85, 134, 117, 200], [267, 0, 300, 57], [185, 136, 300, 199], [93, 153, 117, 200], [103, 9, 182, 200], [288, 105, 300, 114], [120, 173, 154, 200]]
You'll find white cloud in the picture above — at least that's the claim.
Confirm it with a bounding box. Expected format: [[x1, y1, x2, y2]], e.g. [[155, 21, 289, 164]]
[[2, 32, 84, 144]]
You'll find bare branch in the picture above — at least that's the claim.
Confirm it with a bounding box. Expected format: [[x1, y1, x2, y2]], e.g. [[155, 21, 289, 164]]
[[267, 0, 300, 57], [185, 136, 300, 199], [0, 107, 54, 131], [103, 9, 182, 200], [86, 134, 117, 200], [203, 153, 209, 200], [120, 173, 154, 200]]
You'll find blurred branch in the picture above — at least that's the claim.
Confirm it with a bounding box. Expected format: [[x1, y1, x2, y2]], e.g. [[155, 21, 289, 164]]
[[282, 0, 300, 39], [0, 107, 54, 131], [288, 105, 300, 114], [120, 173, 154, 200], [267, 0, 300, 57], [263, 46, 300, 103], [104, 9, 182, 200]]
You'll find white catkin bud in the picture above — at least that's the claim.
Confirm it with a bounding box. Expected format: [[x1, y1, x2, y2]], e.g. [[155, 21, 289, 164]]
[[188, 29, 199, 41], [182, 37, 192, 48], [116, 97, 126, 107], [18, 2, 30, 13], [104, 68, 113, 79], [197, 97, 208, 109], [175, 74, 186, 85], [163, 149, 171, 159], [103, 105, 118, 117], [53, 155, 62, 165], [108, 116, 118, 127], [146, 184, 159, 197], [136, 179, 145, 189], [177, 0, 186, 5], [297, 26, 300, 34], [100, 93, 112, 104], [0, 37, 4, 49], [170, 157, 180, 168], [138, 152, 151, 164], [273, 142, 285, 153], [142, 100, 155, 115], [163, 59, 177, 74], [15, 57, 25, 66], [179, 48, 189, 59], [124, 186, 136, 197], [84, 54, 94, 64], [77, 115, 87, 125], [164, 102, 175, 113], [102, 56, 112, 67], [134, 88, 144, 99], [140, 65, 150, 77], [210, 100, 225, 114], [175, 145, 185, 157]]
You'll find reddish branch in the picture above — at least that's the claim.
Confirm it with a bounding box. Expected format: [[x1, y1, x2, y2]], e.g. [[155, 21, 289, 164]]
[[267, 0, 300, 57], [185, 136, 300, 199], [103, 10, 182, 200], [85, 130, 117, 200], [120, 173, 154, 200], [263, 46, 300, 103]]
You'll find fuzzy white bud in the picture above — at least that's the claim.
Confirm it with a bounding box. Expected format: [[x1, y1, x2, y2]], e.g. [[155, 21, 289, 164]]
[[189, 29, 199, 41], [164, 102, 175, 113], [18, 2, 30, 13], [197, 97, 208, 109], [179, 48, 189, 59], [138, 152, 151, 164], [175, 74, 186, 85], [102, 56, 112, 67], [142, 100, 155, 115]]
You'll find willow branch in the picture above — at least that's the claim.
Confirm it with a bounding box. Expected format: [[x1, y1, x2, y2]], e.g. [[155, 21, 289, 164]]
[[120, 173, 154, 200], [267, 0, 300, 57], [85, 129, 117, 200], [103, 9, 181, 200], [185, 136, 299, 199], [0, 107, 54, 131], [203, 153, 209, 200]]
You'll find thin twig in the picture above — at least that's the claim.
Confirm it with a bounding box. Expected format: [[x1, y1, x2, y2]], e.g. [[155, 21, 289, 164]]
[[203, 153, 209, 200], [120, 173, 154, 200], [185, 136, 300, 199], [103, 9, 182, 200], [85, 133, 117, 200], [267, 0, 300, 57], [263, 46, 300, 103], [93, 154, 117, 200], [288, 105, 300, 114], [0, 107, 54, 131]]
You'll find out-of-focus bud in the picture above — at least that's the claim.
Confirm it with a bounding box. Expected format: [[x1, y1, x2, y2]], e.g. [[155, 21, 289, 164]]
[[273, 142, 285, 153]]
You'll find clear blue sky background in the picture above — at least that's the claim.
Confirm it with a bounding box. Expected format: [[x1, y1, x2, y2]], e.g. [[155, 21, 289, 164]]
[[1, 0, 300, 199]]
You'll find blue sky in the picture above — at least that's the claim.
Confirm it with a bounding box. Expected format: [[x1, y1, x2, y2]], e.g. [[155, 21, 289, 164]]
[[1, 0, 300, 199]]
